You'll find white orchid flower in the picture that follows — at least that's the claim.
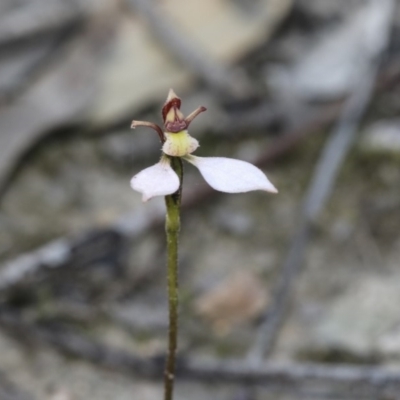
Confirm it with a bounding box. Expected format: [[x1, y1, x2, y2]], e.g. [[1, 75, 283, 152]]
[[130, 89, 277, 201]]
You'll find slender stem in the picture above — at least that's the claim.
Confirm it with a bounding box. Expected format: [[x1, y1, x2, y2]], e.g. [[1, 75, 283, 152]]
[[164, 157, 183, 400]]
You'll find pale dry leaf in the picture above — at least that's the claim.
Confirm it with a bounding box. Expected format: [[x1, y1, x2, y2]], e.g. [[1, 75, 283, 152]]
[[90, 0, 293, 124], [195, 270, 268, 335], [48, 388, 74, 400]]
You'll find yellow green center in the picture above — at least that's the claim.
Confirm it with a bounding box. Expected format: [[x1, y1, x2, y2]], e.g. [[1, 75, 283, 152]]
[[163, 131, 199, 157]]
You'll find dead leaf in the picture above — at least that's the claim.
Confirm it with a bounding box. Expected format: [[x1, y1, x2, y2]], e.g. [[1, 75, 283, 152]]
[[195, 270, 268, 336], [48, 388, 74, 400]]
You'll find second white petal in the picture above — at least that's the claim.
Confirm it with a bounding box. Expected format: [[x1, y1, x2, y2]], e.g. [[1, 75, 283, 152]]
[[130, 159, 180, 202], [184, 156, 277, 194]]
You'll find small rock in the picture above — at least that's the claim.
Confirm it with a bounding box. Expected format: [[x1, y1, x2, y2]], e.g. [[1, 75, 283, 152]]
[[268, 0, 394, 100], [361, 119, 400, 154], [308, 274, 400, 360]]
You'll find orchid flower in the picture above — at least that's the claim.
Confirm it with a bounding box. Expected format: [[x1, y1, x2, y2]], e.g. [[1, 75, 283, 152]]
[[130, 89, 277, 400], [130, 89, 277, 201]]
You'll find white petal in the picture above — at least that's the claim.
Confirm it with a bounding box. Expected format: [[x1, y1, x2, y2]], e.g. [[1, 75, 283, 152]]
[[130, 159, 180, 202], [184, 155, 277, 194]]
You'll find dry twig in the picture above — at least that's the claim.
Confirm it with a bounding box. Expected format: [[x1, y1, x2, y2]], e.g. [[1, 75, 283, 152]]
[[1, 311, 400, 399], [247, 66, 379, 362]]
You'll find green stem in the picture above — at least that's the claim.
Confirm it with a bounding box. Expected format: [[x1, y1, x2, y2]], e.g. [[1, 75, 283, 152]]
[[164, 157, 183, 400]]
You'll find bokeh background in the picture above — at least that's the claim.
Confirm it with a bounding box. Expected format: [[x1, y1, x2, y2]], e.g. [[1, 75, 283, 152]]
[[0, 0, 400, 399]]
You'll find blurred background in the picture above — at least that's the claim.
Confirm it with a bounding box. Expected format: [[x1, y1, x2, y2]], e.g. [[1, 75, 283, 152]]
[[0, 0, 400, 399]]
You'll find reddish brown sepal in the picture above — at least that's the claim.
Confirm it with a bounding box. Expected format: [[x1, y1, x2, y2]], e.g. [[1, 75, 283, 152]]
[[162, 88, 207, 133], [162, 97, 182, 123]]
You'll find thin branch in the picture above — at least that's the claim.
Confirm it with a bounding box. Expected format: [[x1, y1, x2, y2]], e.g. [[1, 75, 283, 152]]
[[247, 65, 382, 363], [0, 229, 129, 294], [1, 311, 400, 399]]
